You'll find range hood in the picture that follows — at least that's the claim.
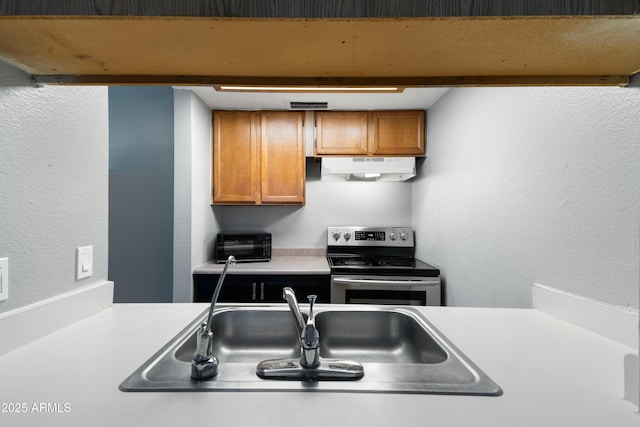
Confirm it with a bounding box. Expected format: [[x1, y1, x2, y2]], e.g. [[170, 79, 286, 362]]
[[321, 157, 416, 182]]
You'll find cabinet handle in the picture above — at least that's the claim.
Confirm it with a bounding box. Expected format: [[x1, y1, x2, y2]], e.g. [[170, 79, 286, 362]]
[[252, 283, 257, 301], [260, 282, 265, 301]]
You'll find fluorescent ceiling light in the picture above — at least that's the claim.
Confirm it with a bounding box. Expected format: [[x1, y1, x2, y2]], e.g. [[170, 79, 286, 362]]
[[215, 85, 403, 93]]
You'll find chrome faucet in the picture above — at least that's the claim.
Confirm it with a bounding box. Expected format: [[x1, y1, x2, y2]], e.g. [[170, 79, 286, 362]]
[[191, 255, 236, 380], [282, 287, 305, 337], [256, 287, 364, 380], [283, 287, 320, 369]]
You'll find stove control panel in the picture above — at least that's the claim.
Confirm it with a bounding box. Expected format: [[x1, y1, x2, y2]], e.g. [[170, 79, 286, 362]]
[[328, 227, 414, 247]]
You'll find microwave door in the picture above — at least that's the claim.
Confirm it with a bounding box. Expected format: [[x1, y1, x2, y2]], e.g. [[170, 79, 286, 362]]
[[224, 242, 255, 251]]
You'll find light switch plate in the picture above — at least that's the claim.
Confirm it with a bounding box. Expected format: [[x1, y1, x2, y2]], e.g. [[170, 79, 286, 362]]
[[0, 257, 8, 302], [76, 246, 93, 280]]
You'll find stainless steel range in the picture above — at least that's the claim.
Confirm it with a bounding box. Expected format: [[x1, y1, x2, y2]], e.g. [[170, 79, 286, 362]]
[[327, 226, 441, 306]]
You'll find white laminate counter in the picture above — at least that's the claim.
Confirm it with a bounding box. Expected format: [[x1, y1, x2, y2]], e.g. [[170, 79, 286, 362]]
[[0, 303, 637, 427], [193, 254, 331, 275]]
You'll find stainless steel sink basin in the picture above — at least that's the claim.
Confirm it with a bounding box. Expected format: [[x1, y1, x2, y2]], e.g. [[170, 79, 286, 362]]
[[316, 310, 448, 364], [120, 305, 502, 395], [174, 310, 301, 364]]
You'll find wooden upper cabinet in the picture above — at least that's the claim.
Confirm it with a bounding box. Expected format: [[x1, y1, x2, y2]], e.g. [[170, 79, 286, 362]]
[[370, 111, 425, 156], [315, 110, 425, 157], [315, 111, 369, 155], [260, 111, 305, 205], [212, 110, 305, 205], [213, 111, 259, 204]]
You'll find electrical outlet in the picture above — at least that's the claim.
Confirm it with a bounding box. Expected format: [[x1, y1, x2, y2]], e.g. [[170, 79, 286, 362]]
[[0, 257, 8, 302], [76, 246, 93, 280]]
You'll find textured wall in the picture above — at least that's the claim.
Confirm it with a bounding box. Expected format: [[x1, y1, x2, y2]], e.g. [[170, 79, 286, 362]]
[[0, 85, 109, 313], [173, 89, 220, 303], [413, 87, 640, 309], [108, 86, 174, 303]]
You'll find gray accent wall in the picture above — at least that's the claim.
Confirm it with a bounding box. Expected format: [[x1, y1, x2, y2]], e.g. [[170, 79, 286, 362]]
[[109, 86, 174, 303], [0, 85, 109, 313]]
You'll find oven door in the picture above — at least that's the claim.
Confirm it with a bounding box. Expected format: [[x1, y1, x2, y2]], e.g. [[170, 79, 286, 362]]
[[331, 275, 441, 306]]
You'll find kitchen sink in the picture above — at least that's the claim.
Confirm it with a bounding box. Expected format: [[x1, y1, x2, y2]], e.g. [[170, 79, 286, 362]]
[[120, 305, 502, 395]]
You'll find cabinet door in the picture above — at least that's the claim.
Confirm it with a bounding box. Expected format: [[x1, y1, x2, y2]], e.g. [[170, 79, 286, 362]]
[[315, 111, 369, 155], [260, 111, 306, 205], [212, 111, 259, 204], [259, 275, 330, 303], [370, 111, 425, 156], [192, 274, 330, 303]]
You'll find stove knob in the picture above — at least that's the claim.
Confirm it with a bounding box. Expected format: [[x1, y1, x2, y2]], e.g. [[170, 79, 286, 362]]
[[332, 231, 341, 241], [344, 232, 352, 241], [399, 232, 408, 241], [389, 232, 397, 241]]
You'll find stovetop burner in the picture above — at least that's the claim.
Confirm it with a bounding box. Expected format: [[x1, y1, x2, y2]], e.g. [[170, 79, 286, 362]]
[[327, 255, 439, 276], [336, 257, 371, 267], [376, 257, 416, 267], [328, 256, 438, 277], [329, 256, 417, 268]]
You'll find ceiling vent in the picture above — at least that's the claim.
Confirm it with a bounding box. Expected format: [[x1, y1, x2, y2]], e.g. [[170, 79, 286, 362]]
[[288, 101, 329, 110]]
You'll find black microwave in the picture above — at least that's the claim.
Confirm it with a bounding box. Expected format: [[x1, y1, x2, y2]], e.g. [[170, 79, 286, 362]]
[[215, 233, 271, 263]]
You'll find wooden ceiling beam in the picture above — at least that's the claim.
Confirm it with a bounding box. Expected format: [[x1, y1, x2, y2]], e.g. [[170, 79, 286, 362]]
[[1, 15, 639, 87]]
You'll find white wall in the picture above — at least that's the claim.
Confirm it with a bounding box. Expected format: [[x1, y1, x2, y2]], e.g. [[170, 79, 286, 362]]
[[0, 85, 109, 313], [413, 87, 640, 309], [173, 90, 221, 302], [189, 93, 220, 268], [218, 160, 413, 248]]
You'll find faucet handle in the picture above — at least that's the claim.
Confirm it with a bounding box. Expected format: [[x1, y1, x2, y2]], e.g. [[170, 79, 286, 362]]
[[306, 295, 317, 326]]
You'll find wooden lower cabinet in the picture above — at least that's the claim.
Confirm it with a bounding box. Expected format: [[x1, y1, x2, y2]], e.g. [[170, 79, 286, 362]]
[[212, 110, 305, 205]]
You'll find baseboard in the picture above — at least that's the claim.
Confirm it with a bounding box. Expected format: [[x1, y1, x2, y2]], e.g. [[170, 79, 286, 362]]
[[532, 284, 639, 410], [0, 280, 114, 356], [532, 284, 638, 351]]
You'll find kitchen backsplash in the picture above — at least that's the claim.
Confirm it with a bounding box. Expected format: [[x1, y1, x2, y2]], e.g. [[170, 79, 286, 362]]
[[214, 160, 413, 248]]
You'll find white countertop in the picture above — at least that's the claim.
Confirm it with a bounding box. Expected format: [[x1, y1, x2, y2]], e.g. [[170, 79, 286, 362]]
[[0, 303, 637, 427], [193, 254, 331, 275]]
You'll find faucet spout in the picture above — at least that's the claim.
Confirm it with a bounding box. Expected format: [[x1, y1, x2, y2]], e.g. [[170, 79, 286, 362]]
[[192, 255, 236, 380], [282, 287, 305, 337], [282, 287, 321, 369], [204, 255, 236, 334]]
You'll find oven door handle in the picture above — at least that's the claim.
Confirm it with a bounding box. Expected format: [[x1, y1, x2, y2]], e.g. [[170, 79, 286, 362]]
[[332, 277, 437, 286]]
